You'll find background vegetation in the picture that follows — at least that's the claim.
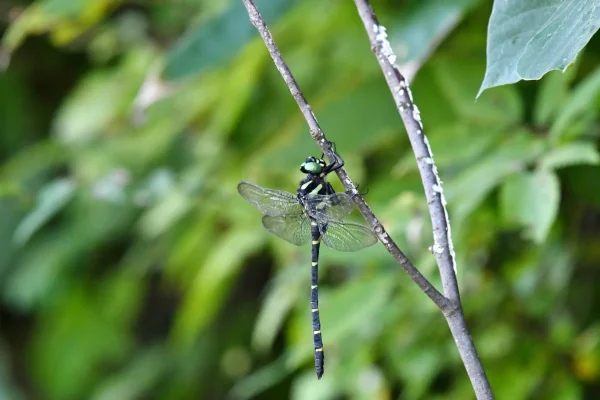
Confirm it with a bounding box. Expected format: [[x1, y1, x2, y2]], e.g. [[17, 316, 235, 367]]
[[1, 0, 600, 399]]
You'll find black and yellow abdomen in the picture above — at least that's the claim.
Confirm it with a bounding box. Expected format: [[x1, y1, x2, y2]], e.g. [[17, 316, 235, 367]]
[[310, 220, 324, 379]]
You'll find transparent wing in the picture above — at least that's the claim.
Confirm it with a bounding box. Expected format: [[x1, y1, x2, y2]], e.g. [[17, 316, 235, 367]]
[[262, 214, 312, 246], [321, 221, 378, 252], [238, 181, 302, 216], [304, 192, 355, 222]]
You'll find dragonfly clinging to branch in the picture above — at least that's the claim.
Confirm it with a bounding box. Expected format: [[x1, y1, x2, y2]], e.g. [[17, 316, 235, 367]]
[[238, 143, 378, 379]]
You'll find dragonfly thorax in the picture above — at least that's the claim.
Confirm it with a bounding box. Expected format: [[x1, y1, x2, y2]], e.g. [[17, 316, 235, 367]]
[[298, 174, 331, 200], [299, 156, 331, 199]]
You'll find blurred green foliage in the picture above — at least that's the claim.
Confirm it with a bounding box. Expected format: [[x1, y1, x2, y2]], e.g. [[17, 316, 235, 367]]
[[1, 0, 600, 399]]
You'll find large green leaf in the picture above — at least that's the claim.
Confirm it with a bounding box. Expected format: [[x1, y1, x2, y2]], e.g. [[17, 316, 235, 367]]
[[500, 169, 560, 243], [164, 0, 296, 80], [479, 0, 600, 96]]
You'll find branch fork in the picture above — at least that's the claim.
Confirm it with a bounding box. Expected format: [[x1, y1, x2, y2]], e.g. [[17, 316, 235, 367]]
[[241, 0, 494, 398]]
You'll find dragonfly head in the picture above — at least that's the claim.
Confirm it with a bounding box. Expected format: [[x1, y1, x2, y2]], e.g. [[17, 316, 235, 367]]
[[300, 156, 326, 174]]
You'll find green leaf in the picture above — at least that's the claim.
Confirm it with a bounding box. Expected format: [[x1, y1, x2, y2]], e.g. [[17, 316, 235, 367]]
[[446, 131, 545, 222], [550, 68, 600, 140], [13, 178, 76, 246], [163, 0, 296, 80], [479, 0, 600, 96], [540, 142, 600, 170], [500, 169, 560, 243]]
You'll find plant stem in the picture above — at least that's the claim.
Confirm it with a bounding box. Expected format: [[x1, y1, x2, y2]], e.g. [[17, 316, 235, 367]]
[[351, 0, 494, 398]]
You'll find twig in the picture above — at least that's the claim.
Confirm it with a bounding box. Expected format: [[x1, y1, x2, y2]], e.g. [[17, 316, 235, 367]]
[[351, 1, 494, 398], [240, 0, 448, 310], [352, 0, 459, 304]]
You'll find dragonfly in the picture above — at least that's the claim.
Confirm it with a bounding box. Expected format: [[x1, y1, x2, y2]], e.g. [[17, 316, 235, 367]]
[[237, 143, 378, 379]]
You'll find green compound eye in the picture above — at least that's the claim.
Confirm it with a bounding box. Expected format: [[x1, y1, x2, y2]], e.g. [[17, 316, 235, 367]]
[[301, 161, 322, 173]]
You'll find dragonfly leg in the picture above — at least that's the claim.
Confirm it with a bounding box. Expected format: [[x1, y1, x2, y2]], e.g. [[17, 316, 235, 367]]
[[321, 141, 335, 160], [323, 181, 336, 196], [324, 142, 345, 175], [354, 183, 369, 196]]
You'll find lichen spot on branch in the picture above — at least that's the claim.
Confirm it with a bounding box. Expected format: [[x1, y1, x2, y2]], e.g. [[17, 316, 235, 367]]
[[372, 24, 397, 64]]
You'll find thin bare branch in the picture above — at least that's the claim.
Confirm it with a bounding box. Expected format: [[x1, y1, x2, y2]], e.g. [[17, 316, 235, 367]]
[[351, 0, 494, 398], [240, 0, 448, 310], [352, 0, 459, 304]]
